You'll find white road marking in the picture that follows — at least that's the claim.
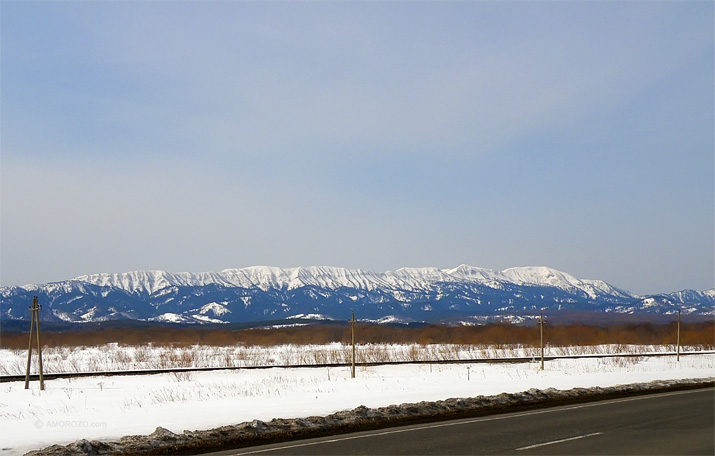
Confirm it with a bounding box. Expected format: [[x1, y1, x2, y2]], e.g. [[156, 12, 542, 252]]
[[229, 388, 708, 455], [515, 432, 603, 451]]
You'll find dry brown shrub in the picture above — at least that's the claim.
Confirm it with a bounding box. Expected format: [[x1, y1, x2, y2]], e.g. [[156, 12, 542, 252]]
[[2, 318, 711, 350]]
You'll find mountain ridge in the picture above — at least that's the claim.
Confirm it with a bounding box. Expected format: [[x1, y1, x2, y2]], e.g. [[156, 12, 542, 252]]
[[68, 265, 632, 296], [1, 265, 712, 324]]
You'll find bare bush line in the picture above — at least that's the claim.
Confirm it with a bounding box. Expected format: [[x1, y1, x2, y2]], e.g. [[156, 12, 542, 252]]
[[1, 342, 711, 376], [3, 321, 713, 349]]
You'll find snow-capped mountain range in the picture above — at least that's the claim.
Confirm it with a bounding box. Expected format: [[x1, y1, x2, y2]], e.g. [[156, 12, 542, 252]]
[[1, 265, 713, 324]]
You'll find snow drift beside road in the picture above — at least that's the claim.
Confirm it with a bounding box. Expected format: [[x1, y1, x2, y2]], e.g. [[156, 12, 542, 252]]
[[1, 349, 713, 456]]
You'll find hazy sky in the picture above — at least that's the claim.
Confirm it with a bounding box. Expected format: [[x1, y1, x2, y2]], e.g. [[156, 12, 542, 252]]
[[1, 1, 713, 295]]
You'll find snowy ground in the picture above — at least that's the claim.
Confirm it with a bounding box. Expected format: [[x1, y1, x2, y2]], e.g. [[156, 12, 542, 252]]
[[1, 345, 713, 455], [0, 343, 697, 375]]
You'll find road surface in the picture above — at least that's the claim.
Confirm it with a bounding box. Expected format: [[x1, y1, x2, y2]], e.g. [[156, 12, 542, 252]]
[[208, 387, 714, 455]]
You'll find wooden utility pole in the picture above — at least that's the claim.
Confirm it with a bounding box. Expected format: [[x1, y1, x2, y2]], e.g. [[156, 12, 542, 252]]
[[350, 311, 356, 378], [539, 313, 544, 370], [24, 296, 45, 390], [676, 309, 681, 362]]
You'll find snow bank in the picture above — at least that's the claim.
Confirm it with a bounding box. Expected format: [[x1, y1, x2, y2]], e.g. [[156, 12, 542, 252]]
[[27, 378, 714, 456]]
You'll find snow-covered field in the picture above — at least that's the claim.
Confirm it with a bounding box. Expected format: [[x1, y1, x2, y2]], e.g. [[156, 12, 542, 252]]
[[0, 342, 700, 375], [1, 344, 713, 456]]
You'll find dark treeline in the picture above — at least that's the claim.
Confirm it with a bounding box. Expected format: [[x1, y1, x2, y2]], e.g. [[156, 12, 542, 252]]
[[1, 321, 712, 349]]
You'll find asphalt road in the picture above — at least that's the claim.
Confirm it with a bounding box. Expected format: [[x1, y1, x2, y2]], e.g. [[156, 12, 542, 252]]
[[208, 387, 714, 455]]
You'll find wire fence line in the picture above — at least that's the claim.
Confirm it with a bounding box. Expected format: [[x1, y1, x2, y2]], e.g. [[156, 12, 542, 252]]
[[5, 349, 713, 383]]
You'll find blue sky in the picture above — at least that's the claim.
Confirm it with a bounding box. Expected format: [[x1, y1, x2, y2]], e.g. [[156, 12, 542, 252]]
[[1, 1, 713, 294]]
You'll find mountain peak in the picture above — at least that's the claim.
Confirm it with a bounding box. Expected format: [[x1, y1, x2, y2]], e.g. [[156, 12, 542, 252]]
[[501, 266, 581, 287]]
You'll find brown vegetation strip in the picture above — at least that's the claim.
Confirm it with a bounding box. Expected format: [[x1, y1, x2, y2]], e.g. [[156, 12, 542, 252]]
[[2, 321, 713, 349]]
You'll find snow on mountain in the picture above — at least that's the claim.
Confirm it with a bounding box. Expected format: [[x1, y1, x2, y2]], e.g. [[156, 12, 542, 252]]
[[196, 302, 231, 317], [445, 265, 502, 281], [286, 313, 332, 320], [1, 265, 711, 324], [74, 270, 186, 295], [666, 289, 715, 304], [67, 265, 633, 298], [149, 313, 189, 324], [638, 289, 715, 315], [501, 266, 579, 287], [497, 266, 634, 300], [71, 266, 396, 294]]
